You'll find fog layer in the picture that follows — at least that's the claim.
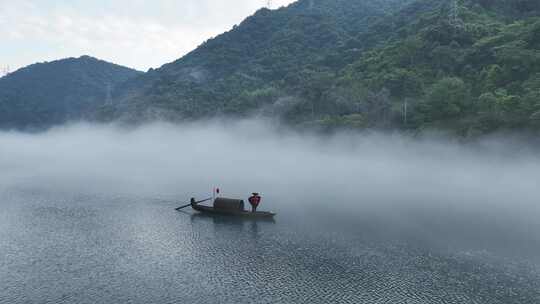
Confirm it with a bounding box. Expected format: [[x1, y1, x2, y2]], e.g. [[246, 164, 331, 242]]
[[1, 120, 539, 255]]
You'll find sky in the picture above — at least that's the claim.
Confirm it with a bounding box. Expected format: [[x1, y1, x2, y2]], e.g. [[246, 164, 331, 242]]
[[0, 0, 297, 72]]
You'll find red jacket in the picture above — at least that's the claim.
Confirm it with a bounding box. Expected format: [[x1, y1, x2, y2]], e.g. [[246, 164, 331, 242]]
[[248, 195, 261, 206]]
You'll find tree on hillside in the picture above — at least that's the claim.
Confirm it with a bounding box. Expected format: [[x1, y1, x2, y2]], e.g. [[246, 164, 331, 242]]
[[421, 77, 470, 121]]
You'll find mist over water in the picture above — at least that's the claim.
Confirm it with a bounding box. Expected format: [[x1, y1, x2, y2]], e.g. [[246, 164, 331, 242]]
[[1, 121, 539, 224], [1, 120, 540, 303]]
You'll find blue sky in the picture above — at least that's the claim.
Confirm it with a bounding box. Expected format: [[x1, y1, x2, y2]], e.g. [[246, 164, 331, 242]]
[[0, 0, 296, 72]]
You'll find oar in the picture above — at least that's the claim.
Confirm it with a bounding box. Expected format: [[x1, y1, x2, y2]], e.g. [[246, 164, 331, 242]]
[[175, 197, 212, 210]]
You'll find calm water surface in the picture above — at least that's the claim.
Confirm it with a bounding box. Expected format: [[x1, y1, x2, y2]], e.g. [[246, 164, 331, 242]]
[[1, 189, 539, 304]]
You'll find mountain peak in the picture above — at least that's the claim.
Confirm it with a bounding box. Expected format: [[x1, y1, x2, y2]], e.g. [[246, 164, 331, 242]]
[[107, 0, 540, 135], [0, 56, 141, 130], [111, 0, 413, 119]]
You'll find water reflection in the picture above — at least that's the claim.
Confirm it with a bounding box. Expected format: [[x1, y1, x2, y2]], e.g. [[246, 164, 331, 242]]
[[188, 212, 275, 240], [1, 191, 539, 304]]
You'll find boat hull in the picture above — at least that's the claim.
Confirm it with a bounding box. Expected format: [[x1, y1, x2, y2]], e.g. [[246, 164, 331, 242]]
[[191, 203, 275, 218]]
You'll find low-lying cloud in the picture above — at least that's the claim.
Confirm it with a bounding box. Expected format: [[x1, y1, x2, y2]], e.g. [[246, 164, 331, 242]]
[[1, 120, 539, 255]]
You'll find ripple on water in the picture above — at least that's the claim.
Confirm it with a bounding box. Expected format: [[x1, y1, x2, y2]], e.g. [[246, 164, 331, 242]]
[[0, 192, 539, 304]]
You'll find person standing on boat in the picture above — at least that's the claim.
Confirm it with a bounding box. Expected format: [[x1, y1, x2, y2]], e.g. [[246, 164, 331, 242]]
[[248, 193, 261, 212]]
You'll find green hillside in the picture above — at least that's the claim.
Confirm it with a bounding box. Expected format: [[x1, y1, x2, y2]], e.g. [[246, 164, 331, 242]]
[[110, 0, 414, 120], [337, 0, 540, 135], [0, 56, 141, 130], [2, 0, 538, 135], [108, 0, 540, 136]]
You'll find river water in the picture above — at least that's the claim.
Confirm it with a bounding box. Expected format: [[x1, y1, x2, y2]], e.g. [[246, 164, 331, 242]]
[[1, 188, 539, 304], [1, 123, 540, 303]]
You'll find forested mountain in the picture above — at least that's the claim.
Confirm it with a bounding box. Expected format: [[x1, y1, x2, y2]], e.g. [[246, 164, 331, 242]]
[[338, 0, 540, 135], [105, 0, 540, 136], [2, 0, 539, 135], [108, 0, 415, 121], [0, 56, 141, 130]]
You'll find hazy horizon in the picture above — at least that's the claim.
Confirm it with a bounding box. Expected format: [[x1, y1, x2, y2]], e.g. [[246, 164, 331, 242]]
[[2, 120, 539, 237]]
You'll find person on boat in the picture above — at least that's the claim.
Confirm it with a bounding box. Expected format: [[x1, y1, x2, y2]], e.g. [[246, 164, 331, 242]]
[[248, 192, 261, 212]]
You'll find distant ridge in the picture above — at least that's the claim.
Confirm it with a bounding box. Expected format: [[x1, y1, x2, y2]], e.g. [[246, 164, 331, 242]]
[[0, 56, 141, 130]]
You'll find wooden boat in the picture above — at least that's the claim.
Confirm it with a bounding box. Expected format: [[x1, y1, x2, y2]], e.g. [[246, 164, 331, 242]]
[[191, 203, 276, 218], [191, 197, 276, 219]]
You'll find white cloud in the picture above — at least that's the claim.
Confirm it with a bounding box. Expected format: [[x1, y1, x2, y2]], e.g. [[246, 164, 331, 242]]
[[0, 0, 297, 71]]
